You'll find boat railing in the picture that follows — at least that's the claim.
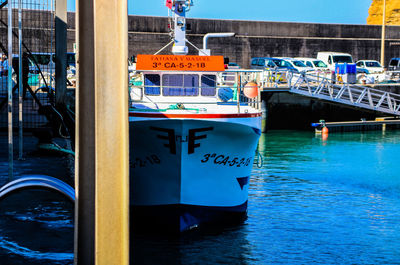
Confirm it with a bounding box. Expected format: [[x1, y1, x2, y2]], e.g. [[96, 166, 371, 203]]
[[218, 70, 263, 111], [129, 70, 264, 112]]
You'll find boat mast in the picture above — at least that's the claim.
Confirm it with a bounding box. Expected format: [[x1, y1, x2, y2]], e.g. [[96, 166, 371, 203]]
[[167, 0, 193, 55]]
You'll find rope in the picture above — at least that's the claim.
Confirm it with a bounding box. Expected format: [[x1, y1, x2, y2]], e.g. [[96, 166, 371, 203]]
[[154, 40, 174, 55], [185, 38, 209, 56]]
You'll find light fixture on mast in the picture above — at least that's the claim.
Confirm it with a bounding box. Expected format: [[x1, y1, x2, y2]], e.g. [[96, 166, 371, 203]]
[[166, 0, 193, 55]]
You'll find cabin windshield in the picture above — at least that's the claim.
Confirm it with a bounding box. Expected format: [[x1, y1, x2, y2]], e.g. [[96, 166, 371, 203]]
[[163, 74, 199, 96], [143, 73, 217, 97]]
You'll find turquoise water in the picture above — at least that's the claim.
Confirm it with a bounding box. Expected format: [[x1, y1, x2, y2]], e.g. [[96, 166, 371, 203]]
[[1, 130, 400, 264], [247, 130, 400, 264], [258, 130, 400, 197]]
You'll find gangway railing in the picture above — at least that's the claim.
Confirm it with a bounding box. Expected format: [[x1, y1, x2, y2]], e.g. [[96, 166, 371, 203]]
[[288, 73, 400, 116]]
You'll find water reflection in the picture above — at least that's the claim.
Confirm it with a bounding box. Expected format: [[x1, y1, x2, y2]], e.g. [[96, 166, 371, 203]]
[[0, 190, 74, 265], [131, 226, 252, 265]]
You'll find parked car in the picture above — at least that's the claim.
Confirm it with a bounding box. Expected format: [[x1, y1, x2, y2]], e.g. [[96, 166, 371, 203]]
[[356, 60, 385, 83], [317, 52, 354, 71], [295, 57, 330, 74], [356, 68, 371, 84], [283, 58, 313, 73], [271, 58, 312, 73], [388, 58, 400, 72], [250, 57, 277, 70]]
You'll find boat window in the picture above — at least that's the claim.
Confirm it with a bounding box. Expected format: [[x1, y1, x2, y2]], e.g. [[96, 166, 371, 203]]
[[162, 74, 199, 96], [251, 59, 258, 66], [306, 61, 313, 68], [144, 74, 161, 95], [201, 75, 216, 96]]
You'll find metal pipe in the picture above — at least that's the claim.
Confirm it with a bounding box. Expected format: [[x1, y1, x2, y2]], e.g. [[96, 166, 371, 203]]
[[0, 175, 75, 202], [380, 0, 386, 67], [18, 0, 23, 160], [7, 0, 13, 180], [55, 0, 67, 107], [203, 32, 235, 50]]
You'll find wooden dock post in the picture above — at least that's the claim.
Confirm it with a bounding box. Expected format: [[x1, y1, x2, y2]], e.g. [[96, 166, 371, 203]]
[[75, 0, 129, 264]]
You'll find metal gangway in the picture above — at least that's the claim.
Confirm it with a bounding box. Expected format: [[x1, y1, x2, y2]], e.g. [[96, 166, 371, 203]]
[[288, 72, 400, 116], [222, 69, 400, 116]]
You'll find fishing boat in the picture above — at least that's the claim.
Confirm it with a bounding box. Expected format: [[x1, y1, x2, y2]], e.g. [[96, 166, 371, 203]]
[[128, 0, 262, 232]]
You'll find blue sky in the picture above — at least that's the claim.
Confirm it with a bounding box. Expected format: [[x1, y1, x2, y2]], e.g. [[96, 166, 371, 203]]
[[68, 0, 372, 25]]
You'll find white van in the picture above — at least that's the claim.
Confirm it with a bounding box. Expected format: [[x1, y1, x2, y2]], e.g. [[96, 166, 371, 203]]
[[317, 52, 354, 71]]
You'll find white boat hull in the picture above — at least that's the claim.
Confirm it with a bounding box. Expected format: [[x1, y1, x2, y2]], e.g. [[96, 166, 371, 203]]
[[129, 114, 261, 232]]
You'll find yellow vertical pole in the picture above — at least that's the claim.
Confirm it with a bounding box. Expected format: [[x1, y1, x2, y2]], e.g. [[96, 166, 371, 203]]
[[74, 0, 129, 264], [94, 0, 129, 264]]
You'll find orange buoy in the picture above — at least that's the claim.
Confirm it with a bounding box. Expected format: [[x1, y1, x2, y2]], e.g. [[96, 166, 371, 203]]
[[243, 82, 259, 98], [322, 126, 329, 141]]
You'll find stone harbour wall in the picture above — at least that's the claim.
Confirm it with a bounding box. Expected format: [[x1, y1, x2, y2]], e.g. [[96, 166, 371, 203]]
[[44, 12, 395, 68]]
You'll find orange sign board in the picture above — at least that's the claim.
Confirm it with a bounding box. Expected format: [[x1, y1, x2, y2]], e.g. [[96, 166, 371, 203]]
[[136, 54, 225, 72]]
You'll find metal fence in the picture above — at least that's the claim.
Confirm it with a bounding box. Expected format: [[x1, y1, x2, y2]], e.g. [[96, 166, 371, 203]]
[[0, 0, 55, 129]]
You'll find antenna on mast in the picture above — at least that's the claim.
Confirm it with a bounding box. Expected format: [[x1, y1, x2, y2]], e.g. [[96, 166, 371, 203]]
[[166, 0, 193, 55]]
